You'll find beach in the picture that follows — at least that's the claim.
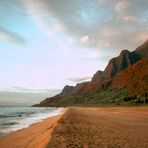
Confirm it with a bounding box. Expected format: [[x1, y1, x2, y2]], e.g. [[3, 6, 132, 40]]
[[0, 107, 148, 148], [0, 109, 66, 148]]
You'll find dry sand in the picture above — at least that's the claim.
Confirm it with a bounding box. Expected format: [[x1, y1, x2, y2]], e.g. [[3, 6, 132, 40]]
[[48, 107, 148, 148], [0, 107, 148, 148]]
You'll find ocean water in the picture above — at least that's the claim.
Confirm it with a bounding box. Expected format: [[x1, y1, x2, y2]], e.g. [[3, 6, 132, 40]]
[[0, 106, 63, 135]]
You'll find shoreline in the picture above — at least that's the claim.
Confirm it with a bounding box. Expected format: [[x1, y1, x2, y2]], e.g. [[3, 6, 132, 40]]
[[0, 107, 64, 137], [0, 106, 148, 147], [0, 108, 67, 148]]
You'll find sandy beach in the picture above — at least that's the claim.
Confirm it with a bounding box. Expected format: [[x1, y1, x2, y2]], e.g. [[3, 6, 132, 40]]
[[48, 107, 148, 148], [0, 107, 148, 148], [0, 109, 66, 148]]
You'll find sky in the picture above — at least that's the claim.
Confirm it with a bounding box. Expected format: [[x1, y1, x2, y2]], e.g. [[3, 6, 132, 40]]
[[0, 0, 148, 105]]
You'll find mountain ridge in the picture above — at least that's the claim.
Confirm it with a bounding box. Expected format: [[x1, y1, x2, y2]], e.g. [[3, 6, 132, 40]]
[[35, 40, 148, 107]]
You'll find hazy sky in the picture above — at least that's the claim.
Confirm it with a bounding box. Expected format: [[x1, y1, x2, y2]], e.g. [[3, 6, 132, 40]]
[[0, 0, 148, 104]]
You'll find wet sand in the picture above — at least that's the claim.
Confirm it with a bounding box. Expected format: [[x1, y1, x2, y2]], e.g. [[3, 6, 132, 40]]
[[0, 107, 148, 148], [48, 107, 148, 148], [0, 110, 66, 148]]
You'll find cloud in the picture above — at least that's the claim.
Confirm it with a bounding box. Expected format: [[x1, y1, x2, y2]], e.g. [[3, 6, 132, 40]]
[[0, 87, 60, 93], [99, 0, 108, 5], [115, 0, 148, 22], [0, 88, 61, 106], [94, 26, 148, 50], [68, 76, 91, 83], [115, 1, 136, 23], [115, 0, 130, 15], [25, 0, 64, 37], [131, 32, 148, 45], [80, 35, 89, 43], [23, 0, 148, 51], [117, 16, 136, 22], [25, 0, 109, 37], [0, 26, 26, 45]]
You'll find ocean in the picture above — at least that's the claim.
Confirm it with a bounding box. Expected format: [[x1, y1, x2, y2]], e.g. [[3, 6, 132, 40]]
[[0, 106, 63, 136]]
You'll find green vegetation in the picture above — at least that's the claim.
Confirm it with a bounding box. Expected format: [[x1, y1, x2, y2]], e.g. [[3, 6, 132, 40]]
[[45, 88, 148, 107]]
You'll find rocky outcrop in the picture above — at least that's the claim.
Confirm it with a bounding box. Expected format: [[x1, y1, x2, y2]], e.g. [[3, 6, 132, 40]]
[[135, 40, 148, 59], [59, 82, 92, 97], [60, 85, 75, 96], [112, 59, 148, 95], [91, 40, 148, 82], [102, 50, 140, 78], [91, 70, 103, 83]]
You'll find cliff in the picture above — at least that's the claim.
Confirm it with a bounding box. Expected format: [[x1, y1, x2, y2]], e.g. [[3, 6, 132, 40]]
[[35, 40, 148, 107], [112, 59, 148, 95]]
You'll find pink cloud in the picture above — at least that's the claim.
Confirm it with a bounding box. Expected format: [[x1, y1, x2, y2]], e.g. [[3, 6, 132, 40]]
[[99, 0, 108, 5], [115, 0, 130, 15], [117, 16, 136, 22], [131, 32, 148, 45]]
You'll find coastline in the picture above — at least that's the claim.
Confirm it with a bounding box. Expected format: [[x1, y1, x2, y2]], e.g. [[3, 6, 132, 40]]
[[0, 108, 67, 148], [1, 106, 148, 148]]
